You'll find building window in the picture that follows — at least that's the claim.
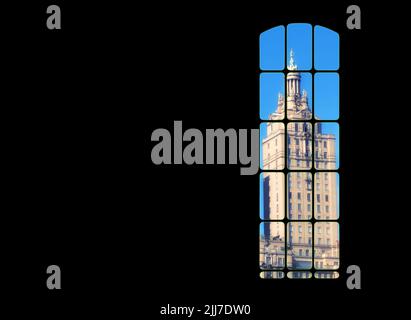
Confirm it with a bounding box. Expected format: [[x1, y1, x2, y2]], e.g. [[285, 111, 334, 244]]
[[259, 23, 340, 278]]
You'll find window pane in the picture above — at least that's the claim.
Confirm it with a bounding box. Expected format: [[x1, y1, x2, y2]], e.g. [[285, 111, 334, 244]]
[[286, 72, 312, 120], [287, 222, 312, 269], [260, 73, 285, 120], [314, 73, 339, 120], [260, 122, 285, 170], [287, 122, 312, 170], [287, 24, 312, 70], [260, 222, 285, 270], [287, 172, 312, 220], [260, 26, 285, 70], [314, 122, 339, 169], [314, 172, 339, 219], [260, 172, 285, 220], [314, 26, 339, 70], [287, 271, 312, 279], [314, 222, 339, 270], [260, 271, 285, 279], [314, 271, 339, 279]]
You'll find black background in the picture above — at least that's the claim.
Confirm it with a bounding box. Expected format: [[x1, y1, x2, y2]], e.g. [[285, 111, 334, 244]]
[[2, 1, 404, 317]]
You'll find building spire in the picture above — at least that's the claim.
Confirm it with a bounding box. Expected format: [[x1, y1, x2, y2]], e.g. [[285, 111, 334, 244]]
[[288, 48, 297, 70]]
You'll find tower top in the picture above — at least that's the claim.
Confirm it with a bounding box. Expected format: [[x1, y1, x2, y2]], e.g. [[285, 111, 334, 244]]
[[288, 49, 297, 70]]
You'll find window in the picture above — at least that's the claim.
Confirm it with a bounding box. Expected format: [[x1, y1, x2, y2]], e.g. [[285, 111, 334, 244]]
[[259, 23, 340, 279]]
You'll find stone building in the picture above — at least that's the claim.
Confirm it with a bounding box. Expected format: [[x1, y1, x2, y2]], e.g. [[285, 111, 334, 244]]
[[260, 51, 339, 276]]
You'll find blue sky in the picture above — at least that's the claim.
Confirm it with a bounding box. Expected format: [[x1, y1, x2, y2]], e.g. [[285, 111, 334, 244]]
[[259, 24, 340, 224], [260, 26, 284, 70], [315, 73, 339, 120], [260, 24, 339, 71], [287, 24, 312, 70], [260, 24, 339, 121], [314, 26, 339, 70]]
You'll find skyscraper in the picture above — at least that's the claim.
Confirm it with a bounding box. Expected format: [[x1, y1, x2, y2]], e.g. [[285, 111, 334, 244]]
[[260, 51, 339, 277]]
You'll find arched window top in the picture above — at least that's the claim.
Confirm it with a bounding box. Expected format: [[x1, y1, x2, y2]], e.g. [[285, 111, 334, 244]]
[[259, 24, 339, 71], [260, 26, 285, 71], [314, 26, 339, 70]]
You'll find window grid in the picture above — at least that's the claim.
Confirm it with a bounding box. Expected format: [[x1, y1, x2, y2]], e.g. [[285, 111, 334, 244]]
[[259, 24, 340, 280]]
